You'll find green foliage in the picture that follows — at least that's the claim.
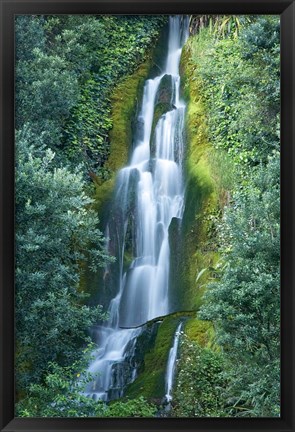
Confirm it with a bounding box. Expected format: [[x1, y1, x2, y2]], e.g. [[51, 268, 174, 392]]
[[15, 15, 46, 62], [178, 42, 222, 312], [199, 155, 280, 416], [15, 14, 167, 415], [189, 15, 252, 39], [184, 318, 215, 348], [16, 354, 156, 418], [60, 15, 167, 170], [44, 16, 108, 78], [221, 358, 280, 417], [172, 334, 226, 417], [15, 15, 167, 171], [16, 16, 80, 152], [17, 49, 79, 125], [15, 134, 112, 392], [208, 149, 236, 199], [16, 350, 101, 417], [187, 16, 280, 168], [106, 397, 157, 417], [126, 316, 181, 399], [181, 15, 280, 417]]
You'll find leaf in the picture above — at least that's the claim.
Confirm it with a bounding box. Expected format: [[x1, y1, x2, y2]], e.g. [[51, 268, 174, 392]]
[[196, 268, 207, 283]]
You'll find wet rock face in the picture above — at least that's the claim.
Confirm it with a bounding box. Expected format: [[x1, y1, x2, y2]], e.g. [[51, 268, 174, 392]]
[[105, 322, 161, 400], [148, 21, 170, 79], [155, 74, 174, 106], [150, 74, 175, 157], [132, 116, 145, 146], [107, 360, 135, 400], [132, 321, 161, 366], [101, 167, 140, 306]]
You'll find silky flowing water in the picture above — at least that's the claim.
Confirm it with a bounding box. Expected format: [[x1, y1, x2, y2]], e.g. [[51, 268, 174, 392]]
[[165, 322, 183, 403], [85, 15, 189, 402]]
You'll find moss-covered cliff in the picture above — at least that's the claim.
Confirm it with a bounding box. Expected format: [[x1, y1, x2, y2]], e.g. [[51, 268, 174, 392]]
[[169, 40, 223, 314]]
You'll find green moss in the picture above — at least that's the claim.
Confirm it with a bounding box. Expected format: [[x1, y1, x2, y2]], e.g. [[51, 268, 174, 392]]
[[168, 217, 182, 312], [138, 310, 196, 329], [184, 318, 215, 348], [124, 313, 216, 402], [176, 41, 224, 312], [125, 315, 182, 400], [92, 58, 152, 216]]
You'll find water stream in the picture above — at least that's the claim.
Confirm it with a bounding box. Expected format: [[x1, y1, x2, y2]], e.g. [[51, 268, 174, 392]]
[[85, 15, 189, 402], [165, 322, 183, 403]]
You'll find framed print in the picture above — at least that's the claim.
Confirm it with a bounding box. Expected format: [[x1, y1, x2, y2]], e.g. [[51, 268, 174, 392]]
[[0, 0, 294, 431]]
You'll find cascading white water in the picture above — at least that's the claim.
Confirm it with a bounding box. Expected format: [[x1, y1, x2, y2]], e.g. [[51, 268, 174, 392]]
[[85, 15, 189, 402], [165, 322, 183, 403]]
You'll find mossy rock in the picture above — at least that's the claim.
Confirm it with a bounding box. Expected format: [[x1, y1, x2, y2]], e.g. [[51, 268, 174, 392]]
[[132, 321, 161, 370], [93, 58, 152, 217], [123, 245, 134, 272], [184, 318, 215, 348], [167, 42, 225, 312], [150, 74, 176, 156], [155, 74, 174, 105], [125, 315, 182, 400], [148, 21, 170, 78]]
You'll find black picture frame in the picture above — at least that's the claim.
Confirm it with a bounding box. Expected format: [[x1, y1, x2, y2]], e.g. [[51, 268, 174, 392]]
[[0, 0, 294, 431]]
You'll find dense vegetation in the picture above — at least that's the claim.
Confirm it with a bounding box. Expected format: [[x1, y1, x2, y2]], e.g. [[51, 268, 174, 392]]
[[15, 14, 166, 417], [15, 14, 280, 418], [173, 15, 280, 417], [16, 15, 166, 172]]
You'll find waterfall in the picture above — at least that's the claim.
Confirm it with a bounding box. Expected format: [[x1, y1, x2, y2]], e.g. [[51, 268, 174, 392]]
[[85, 15, 189, 402], [165, 322, 183, 403]]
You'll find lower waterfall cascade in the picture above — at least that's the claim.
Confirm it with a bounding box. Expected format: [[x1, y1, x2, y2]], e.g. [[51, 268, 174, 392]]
[[165, 322, 183, 403], [85, 15, 189, 403]]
